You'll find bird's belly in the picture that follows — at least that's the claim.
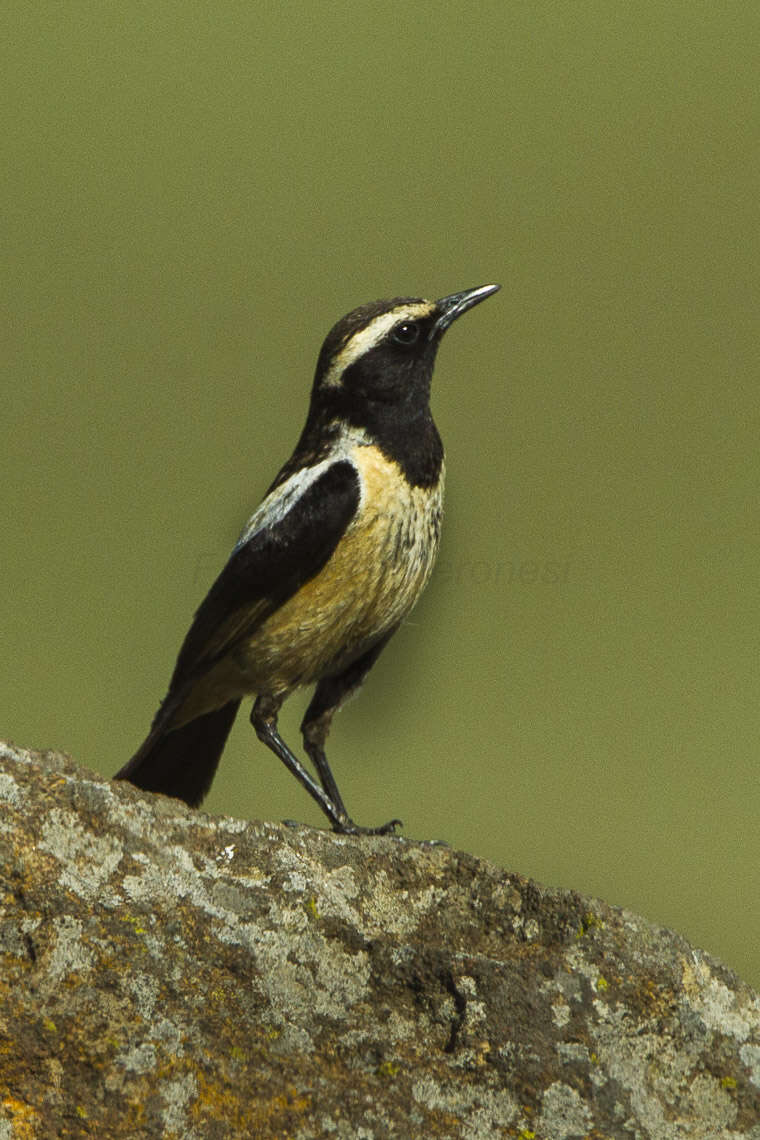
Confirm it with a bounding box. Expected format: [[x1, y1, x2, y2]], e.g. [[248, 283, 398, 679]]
[[235, 453, 444, 694]]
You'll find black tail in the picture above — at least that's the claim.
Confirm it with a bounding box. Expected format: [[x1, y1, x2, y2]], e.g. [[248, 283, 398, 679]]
[[115, 700, 241, 807]]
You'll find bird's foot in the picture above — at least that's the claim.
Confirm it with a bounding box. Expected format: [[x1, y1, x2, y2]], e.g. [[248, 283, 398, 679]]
[[331, 815, 403, 837]]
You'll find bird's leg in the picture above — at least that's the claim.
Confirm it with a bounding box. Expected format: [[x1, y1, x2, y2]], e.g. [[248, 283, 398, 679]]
[[251, 694, 347, 831], [302, 704, 401, 836], [301, 633, 402, 836], [300, 705, 348, 819]]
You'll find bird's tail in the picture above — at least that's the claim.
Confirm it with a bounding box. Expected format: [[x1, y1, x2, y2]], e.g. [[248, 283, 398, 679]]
[[115, 699, 241, 807]]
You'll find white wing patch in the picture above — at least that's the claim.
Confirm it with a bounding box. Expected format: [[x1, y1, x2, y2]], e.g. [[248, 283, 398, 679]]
[[233, 427, 370, 551]]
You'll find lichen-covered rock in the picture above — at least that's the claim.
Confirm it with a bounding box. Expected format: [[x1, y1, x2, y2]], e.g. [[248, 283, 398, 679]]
[[0, 740, 758, 1139]]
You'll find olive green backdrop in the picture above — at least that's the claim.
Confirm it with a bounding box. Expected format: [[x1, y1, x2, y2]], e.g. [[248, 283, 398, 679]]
[[4, 3, 759, 989]]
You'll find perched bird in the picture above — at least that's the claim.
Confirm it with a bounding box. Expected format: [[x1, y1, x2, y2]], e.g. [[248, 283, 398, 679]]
[[116, 284, 500, 833]]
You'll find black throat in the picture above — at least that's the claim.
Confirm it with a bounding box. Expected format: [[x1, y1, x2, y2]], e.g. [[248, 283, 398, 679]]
[[291, 398, 444, 490], [344, 400, 443, 488]]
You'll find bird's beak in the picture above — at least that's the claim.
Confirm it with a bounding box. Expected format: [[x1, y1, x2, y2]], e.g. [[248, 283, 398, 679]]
[[431, 283, 501, 338]]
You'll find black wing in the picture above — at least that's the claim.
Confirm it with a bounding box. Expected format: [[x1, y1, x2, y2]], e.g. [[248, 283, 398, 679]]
[[169, 458, 360, 690], [115, 459, 360, 805]]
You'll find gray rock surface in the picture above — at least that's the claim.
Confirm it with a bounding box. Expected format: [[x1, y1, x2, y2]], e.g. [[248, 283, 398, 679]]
[[0, 739, 758, 1139]]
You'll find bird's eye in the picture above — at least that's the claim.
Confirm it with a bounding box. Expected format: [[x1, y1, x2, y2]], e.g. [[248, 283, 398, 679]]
[[391, 321, 420, 346]]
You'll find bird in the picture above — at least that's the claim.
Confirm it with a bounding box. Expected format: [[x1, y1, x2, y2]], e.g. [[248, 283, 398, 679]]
[[115, 283, 500, 834]]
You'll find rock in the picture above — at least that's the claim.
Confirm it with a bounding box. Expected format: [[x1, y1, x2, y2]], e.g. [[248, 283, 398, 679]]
[[0, 740, 758, 1139]]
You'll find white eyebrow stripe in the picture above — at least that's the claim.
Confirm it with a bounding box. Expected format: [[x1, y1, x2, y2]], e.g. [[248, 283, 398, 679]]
[[321, 301, 435, 388]]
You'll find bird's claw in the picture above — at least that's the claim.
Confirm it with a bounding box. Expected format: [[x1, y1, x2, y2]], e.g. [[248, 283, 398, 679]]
[[332, 816, 403, 837]]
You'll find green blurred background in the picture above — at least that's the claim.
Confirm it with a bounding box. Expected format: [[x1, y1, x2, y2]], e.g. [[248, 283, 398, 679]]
[[4, 3, 759, 988]]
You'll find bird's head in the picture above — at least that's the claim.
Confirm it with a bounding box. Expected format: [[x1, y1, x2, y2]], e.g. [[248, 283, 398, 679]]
[[312, 284, 500, 413]]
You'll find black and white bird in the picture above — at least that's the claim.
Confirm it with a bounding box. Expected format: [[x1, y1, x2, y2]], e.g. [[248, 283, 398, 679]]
[[116, 284, 500, 833]]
